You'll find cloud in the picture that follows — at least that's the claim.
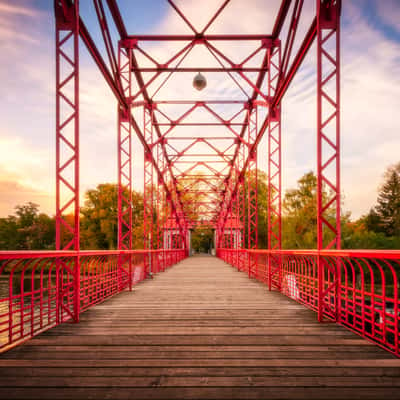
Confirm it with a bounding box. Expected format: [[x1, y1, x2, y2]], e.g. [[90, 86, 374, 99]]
[[0, 3, 38, 17], [0, 179, 53, 217], [0, 136, 53, 214], [375, 0, 400, 34], [0, 2, 43, 45]]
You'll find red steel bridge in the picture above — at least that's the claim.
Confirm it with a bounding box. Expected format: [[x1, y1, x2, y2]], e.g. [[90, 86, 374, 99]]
[[1, 1, 400, 398]]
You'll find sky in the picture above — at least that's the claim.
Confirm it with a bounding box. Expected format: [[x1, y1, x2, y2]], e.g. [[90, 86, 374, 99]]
[[0, 0, 399, 220]]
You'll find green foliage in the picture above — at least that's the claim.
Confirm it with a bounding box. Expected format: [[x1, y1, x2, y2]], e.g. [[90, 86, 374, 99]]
[[281, 172, 336, 249], [191, 227, 213, 253], [80, 183, 144, 250], [354, 162, 400, 249], [80, 184, 118, 250], [282, 172, 318, 249], [248, 170, 268, 249], [342, 217, 400, 249], [369, 163, 400, 237], [0, 202, 55, 250]]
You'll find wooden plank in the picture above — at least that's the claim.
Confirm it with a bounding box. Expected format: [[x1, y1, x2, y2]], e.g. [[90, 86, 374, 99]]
[[2, 350, 391, 360], [24, 335, 372, 346], [8, 345, 379, 352], [2, 358, 400, 367], [1, 375, 400, 387], [1, 366, 400, 378], [1, 387, 400, 400]]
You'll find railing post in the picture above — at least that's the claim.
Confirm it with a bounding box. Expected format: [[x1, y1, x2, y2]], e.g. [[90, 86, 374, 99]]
[[129, 254, 132, 291], [268, 254, 271, 291], [317, 253, 323, 322], [74, 255, 80, 322]]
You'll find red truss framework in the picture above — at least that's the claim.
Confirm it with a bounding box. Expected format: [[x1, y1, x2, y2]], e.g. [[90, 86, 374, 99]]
[[54, 0, 341, 321]]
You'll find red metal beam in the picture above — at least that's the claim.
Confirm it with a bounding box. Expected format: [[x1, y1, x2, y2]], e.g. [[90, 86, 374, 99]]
[[125, 34, 274, 41], [132, 67, 268, 72]]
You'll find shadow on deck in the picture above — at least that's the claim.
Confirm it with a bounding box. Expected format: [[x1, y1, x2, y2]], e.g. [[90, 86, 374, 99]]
[[0, 256, 399, 399]]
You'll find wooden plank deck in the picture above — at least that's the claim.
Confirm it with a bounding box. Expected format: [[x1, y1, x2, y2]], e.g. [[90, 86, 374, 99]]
[[1, 255, 399, 399]]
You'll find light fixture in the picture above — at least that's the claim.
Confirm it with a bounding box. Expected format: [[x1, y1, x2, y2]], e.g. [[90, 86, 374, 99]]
[[193, 72, 207, 91]]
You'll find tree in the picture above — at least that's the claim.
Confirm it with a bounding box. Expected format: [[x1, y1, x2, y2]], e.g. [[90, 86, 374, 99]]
[[191, 226, 213, 253], [0, 202, 55, 250], [80, 184, 144, 250], [80, 184, 118, 249], [0, 216, 19, 250], [372, 163, 400, 237], [342, 214, 400, 249], [282, 172, 336, 249], [244, 169, 268, 249]]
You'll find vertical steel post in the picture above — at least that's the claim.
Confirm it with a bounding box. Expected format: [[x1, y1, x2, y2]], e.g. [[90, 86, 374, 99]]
[[267, 43, 282, 291], [117, 42, 133, 290], [247, 105, 258, 277], [156, 144, 164, 272], [236, 142, 245, 271], [316, 0, 341, 322], [55, 0, 80, 323], [143, 105, 154, 277]]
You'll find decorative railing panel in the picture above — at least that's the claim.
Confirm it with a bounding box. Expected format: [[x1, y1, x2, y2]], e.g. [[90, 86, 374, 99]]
[[0, 249, 186, 351], [218, 248, 400, 356]]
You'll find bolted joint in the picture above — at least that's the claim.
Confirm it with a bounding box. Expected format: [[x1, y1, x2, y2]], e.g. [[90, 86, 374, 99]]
[[145, 100, 157, 111], [272, 38, 281, 48], [194, 33, 205, 45], [269, 106, 281, 122], [261, 38, 273, 49], [119, 107, 130, 122], [119, 38, 138, 49], [55, 1, 78, 29], [319, 1, 340, 29], [250, 99, 260, 109]]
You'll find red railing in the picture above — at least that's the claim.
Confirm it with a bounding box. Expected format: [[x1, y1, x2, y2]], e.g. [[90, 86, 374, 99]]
[[218, 248, 400, 357], [0, 249, 186, 351]]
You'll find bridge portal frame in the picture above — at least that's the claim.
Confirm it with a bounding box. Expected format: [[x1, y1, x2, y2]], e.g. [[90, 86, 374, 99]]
[[54, 0, 341, 323]]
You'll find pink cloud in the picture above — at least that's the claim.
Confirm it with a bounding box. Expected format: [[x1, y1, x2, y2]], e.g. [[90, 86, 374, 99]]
[[0, 179, 53, 217], [0, 3, 38, 17]]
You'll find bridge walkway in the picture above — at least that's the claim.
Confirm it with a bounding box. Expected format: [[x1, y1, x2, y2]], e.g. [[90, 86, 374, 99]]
[[0, 255, 399, 399]]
